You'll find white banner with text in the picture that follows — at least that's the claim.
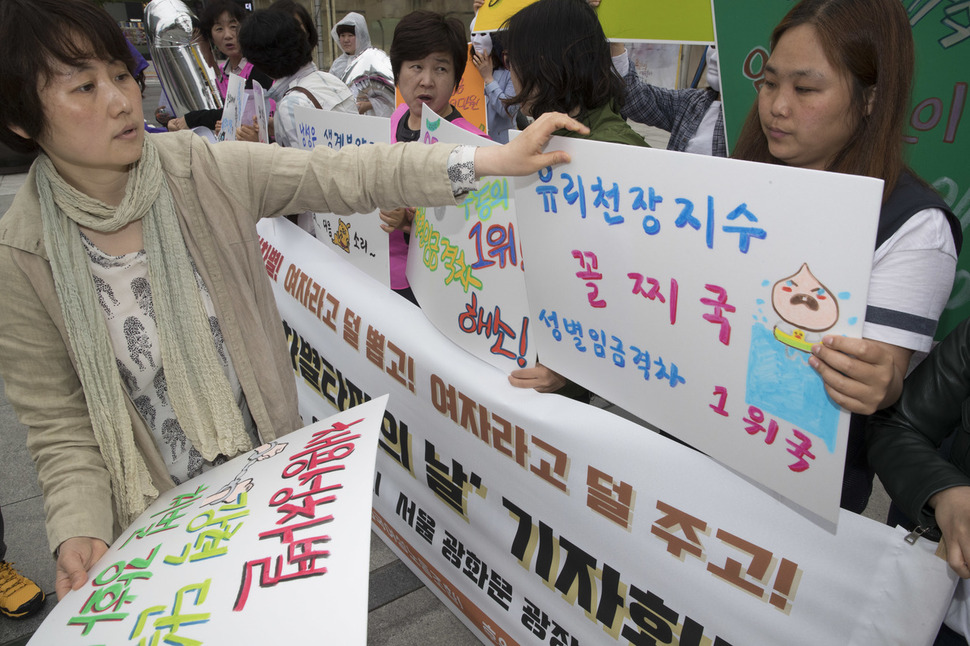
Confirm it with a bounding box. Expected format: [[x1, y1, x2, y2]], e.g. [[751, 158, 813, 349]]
[[259, 217, 955, 646]]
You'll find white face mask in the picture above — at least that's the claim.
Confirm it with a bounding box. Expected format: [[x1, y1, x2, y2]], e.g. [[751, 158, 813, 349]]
[[471, 32, 492, 57], [706, 46, 720, 93]]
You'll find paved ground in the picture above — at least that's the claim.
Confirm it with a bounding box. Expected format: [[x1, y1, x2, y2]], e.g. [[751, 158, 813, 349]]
[[0, 68, 891, 646]]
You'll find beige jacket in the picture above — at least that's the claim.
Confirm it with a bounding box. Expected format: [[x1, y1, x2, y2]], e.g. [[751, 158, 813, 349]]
[[0, 131, 457, 551]]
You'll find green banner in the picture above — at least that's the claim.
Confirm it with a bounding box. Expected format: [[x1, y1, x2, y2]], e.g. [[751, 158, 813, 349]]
[[714, 0, 968, 337]]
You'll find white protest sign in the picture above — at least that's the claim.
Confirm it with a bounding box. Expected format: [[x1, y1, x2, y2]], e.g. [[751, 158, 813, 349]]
[[407, 106, 535, 371], [291, 105, 391, 287], [218, 72, 248, 142], [29, 398, 387, 645], [253, 80, 269, 144], [513, 136, 883, 525], [258, 217, 955, 646]]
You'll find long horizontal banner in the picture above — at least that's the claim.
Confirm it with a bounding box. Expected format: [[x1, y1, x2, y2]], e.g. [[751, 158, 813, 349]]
[[259, 217, 956, 646]]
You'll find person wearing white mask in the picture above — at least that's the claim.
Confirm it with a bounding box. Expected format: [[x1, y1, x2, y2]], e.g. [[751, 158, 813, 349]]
[[612, 45, 727, 157], [471, 30, 518, 144]]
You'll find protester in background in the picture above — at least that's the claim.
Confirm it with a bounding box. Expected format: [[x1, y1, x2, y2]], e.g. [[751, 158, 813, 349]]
[[380, 10, 490, 304], [587, 0, 724, 155], [225, 0, 319, 144], [0, 0, 586, 599], [165, 0, 272, 133], [329, 11, 393, 117], [733, 0, 961, 513], [240, 9, 356, 148], [615, 45, 726, 157], [0, 508, 45, 619], [329, 12, 369, 82], [502, 0, 647, 397], [270, 0, 318, 54], [502, 0, 645, 147], [471, 31, 517, 144]]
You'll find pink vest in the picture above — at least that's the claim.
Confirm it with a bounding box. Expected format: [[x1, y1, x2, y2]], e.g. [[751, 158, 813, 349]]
[[216, 60, 254, 99]]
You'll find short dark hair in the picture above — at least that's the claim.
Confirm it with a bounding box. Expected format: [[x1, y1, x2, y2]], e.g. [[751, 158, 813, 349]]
[[200, 0, 247, 38], [0, 0, 135, 153], [390, 11, 467, 91], [335, 24, 355, 36], [503, 0, 623, 118], [240, 9, 311, 79], [269, 0, 318, 52]]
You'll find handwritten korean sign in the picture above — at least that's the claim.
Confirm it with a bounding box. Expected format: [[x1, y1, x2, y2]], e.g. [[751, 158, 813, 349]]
[[514, 136, 883, 523], [407, 107, 536, 371], [29, 398, 388, 645], [291, 106, 391, 287]]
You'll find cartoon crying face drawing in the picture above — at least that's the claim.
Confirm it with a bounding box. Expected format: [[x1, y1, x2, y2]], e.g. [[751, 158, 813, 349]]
[[771, 263, 839, 332]]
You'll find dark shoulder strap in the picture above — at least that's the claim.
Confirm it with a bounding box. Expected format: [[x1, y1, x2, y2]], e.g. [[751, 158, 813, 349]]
[[284, 86, 322, 110], [877, 172, 962, 253]]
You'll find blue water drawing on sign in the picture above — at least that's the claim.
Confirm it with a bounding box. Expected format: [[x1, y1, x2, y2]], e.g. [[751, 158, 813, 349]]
[[745, 279, 860, 453]]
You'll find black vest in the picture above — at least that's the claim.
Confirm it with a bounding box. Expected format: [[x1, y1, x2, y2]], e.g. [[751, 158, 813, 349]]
[[843, 171, 962, 513], [875, 171, 962, 253]]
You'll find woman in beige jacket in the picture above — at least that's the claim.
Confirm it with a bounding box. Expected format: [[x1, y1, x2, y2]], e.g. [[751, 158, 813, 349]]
[[0, 0, 584, 600]]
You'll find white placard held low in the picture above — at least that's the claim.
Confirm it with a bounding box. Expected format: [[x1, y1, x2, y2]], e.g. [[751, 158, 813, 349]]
[[29, 398, 387, 645]]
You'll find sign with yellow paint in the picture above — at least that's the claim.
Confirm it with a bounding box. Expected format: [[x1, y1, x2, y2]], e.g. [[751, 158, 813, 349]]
[[474, 0, 714, 43]]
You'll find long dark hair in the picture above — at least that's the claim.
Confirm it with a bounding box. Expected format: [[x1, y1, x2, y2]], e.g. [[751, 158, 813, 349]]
[[732, 0, 913, 198], [502, 0, 624, 118]]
